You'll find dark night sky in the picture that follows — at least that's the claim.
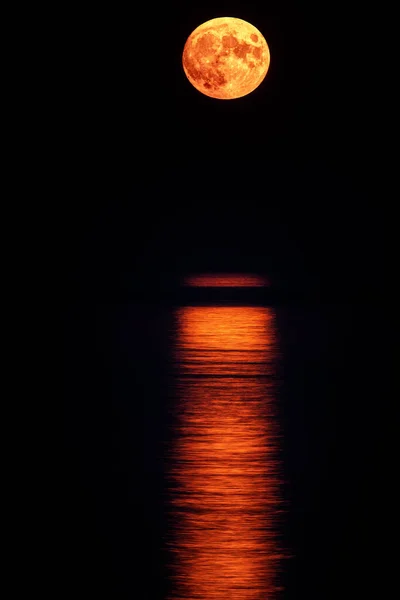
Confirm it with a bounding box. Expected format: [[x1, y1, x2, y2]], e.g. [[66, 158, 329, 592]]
[[60, 2, 392, 598], [62, 0, 385, 300]]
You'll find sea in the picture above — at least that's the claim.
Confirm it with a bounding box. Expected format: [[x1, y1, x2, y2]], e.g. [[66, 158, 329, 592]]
[[63, 273, 388, 599]]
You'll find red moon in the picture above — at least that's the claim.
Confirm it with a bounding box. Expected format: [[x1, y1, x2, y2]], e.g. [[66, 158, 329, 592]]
[[182, 17, 270, 100]]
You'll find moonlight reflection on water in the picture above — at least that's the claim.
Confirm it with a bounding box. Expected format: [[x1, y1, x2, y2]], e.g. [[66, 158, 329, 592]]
[[166, 305, 284, 599]]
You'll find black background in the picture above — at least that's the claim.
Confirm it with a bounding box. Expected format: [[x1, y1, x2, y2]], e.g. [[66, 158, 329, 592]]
[[62, 0, 385, 300], [61, 2, 391, 598]]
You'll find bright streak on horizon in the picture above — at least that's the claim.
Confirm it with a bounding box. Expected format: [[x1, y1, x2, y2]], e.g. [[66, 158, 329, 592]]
[[184, 274, 269, 287]]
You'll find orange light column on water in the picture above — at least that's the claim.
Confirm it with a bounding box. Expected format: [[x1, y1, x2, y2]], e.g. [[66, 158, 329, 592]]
[[167, 306, 283, 599]]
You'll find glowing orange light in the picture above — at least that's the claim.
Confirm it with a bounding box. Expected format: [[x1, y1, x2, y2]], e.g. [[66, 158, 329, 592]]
[[182, 17, 270, 99], [168, 306, 283, 599], [184, 273, 268, 287]]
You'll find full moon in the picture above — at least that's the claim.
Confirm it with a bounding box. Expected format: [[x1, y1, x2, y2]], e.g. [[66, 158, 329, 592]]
[[182, 17, 270, 100]]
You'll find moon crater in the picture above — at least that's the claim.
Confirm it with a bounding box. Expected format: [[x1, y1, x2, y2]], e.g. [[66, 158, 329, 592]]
[[182, 17, 270, 100]]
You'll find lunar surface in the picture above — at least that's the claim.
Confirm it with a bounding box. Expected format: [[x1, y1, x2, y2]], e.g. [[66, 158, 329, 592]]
[[182, 17, 270, 100]]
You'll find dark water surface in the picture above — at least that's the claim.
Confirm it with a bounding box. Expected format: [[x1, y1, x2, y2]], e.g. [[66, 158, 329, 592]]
[[63, 292, 388, 598]]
